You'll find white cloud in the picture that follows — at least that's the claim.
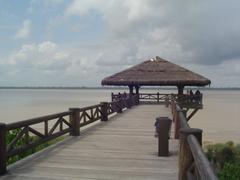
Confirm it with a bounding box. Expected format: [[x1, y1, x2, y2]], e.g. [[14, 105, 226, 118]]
[[14, 19, 32, 39], [0, 41, 106, 86], [65, 0, 240, 65], [6, 41, 69, 69], [38, 41, 56, 53], [45, 0, 64, 4], [63, 0, 240, 87], [65, 0, 110, 16], [1, 1, 240, 86]]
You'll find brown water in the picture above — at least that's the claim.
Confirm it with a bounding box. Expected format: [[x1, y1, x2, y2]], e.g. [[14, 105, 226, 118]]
[[190, 90, 240, 143], [0, 89, 239, 143]]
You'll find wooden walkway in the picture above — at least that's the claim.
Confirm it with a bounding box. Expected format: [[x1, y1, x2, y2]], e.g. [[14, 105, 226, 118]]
[[2, 105, 178, 180]]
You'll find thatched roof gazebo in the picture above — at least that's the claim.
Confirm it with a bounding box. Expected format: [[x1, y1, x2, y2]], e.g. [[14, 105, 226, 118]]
[[101, 56, 211, 94]]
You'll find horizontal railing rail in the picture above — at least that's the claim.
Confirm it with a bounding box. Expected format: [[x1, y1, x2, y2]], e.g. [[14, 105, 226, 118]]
[[112, 92, 170, 104], [112, 92, 202, 107], [170, 95, 218, 180], [139, 93, 169, 103], [187, 135, 218, 180], [0, 94, 139, 175], [78, 104, 103, 127], [6, 111, 72, 158], [6, 111, 72, 131]]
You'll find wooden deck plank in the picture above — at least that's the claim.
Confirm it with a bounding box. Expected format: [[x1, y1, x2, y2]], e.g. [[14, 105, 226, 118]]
[[2, 105, 178, 180]]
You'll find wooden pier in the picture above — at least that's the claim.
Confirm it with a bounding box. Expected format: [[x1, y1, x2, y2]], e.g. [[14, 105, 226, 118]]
[[2, 104, 178, 180], [0, 57, 218, 179], [0, 93, 218, 180]]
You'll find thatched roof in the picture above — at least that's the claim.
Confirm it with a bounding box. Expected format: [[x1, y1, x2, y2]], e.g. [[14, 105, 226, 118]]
[[101, 56, 211, 87]]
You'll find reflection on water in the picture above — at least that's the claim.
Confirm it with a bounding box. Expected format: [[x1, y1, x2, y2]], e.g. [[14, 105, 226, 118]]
[[0, 89, 239, 143]]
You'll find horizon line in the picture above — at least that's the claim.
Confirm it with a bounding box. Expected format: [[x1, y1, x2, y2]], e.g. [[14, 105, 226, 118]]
[[0, 86, 240, 90]]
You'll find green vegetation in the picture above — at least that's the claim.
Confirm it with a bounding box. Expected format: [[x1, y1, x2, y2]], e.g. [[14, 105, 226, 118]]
[[6, 129, 64, 165], [205, 141, 240, 179]]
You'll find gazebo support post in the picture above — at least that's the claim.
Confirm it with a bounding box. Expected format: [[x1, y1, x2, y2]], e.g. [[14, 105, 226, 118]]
[[128, 85, 134, 96], [135, 85, 140, 104], [135, 86, 140, 95], [177, 85, 184, 95]]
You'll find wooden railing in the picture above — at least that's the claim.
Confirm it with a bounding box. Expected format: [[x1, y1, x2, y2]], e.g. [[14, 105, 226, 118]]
[[112, 92, 202, 107], [112, 92, 170, 104], [0, 95, 139, 175], [6, 111, 72, 158], [177, 94, 203, 109], [0, 92, 216, 179], [139, 93, 170, 103], [170, 95, 218, 180]]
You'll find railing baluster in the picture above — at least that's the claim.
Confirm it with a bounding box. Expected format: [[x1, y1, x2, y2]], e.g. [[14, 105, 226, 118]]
[[59, 118, 63, 131], [7, 127, 27, 152], [25, 126, 29, 145], [90, 109, 93, 120], [44, 120, 48, 137], [83, 111, 86, 122]]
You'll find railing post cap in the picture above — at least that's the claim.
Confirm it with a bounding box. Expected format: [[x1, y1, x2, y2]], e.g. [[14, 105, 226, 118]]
[[180, 128, 202, 135], [100, 102, 108, 104], [69, 108, 80, 111], [155, 117, 172, 127], [0, 123, 6, 128], [156, 116, 171, 121]]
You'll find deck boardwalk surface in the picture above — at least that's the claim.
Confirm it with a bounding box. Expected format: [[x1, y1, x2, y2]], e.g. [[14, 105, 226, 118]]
[[2, 105, 178, 180]]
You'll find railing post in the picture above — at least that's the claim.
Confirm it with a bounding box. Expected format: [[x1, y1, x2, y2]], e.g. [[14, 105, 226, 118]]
[[171, 100, 175, 115], [100, 102, 109, 121], [171, 94, 176, 114], [0, 123, 7, 175], [111, 92, 114, 102], [131, 96, 135, 106], [134, 95, 139, 105], [165, 95, 169, 107], [174, 107, 182, 139], [155, 117, 172, 156], [157, 92, 160, 103], [126, 97, 132, 109], [116, 100, 123, 113], [69, 108, 80, 136], [179, 128, 202, 180], [136, 94, 140, 105], [131, 96, 136, 106]]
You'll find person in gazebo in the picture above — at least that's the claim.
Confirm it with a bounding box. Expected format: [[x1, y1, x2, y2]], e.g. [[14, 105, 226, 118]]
[[194, 90, 202, 104], [189, 90, 194, 102]]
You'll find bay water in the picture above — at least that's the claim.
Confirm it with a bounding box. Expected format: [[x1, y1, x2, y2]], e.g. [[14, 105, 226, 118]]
[[0, 88, 239, 143]]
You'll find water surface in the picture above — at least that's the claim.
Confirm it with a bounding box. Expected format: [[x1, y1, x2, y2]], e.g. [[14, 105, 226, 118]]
[[0, 89, 239, 143]]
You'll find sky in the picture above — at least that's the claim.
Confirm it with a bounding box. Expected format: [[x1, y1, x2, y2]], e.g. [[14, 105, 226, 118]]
[[0, 0, 240, 87]]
